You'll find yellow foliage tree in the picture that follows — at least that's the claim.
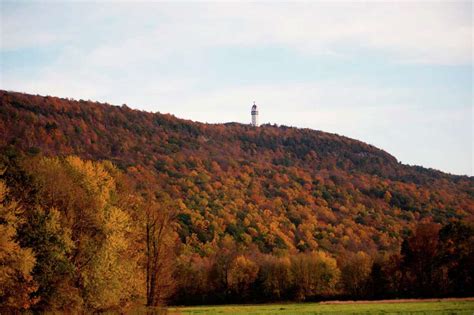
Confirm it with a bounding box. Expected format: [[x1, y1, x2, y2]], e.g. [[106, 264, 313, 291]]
[[22, 156, 143, 311], [290, 251, 341, 300], [341, 251, 373, 297], [0, 180, 37, 312], [228, 255, 259, 297]]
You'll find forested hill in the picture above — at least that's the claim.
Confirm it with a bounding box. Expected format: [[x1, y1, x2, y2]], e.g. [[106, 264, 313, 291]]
[[1, 90, 474, 310], [1, 89, 473, 255]]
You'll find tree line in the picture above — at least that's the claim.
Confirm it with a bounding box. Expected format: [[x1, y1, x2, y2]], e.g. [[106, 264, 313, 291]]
[[173, 221, 473, 305]]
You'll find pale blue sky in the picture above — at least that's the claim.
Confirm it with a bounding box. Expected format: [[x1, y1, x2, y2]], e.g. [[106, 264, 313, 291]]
[[1, 1, 472, 175]]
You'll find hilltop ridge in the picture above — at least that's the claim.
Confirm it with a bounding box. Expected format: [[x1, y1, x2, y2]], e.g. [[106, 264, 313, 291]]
[[0, 90, 464, 180]]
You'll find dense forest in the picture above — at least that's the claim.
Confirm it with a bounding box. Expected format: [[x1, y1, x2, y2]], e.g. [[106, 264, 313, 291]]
[[1, 90, 473, 312]]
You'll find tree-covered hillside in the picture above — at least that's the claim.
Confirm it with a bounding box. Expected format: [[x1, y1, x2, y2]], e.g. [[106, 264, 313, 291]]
[[1, 90, 472, 253], [1, 90, 473, 311]]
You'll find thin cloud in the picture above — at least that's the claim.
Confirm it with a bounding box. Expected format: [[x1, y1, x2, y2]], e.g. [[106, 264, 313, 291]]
[[2, 2, 472, 64]]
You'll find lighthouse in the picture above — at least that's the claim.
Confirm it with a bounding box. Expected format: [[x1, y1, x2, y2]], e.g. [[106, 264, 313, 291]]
[[251, 101, 259, 127]]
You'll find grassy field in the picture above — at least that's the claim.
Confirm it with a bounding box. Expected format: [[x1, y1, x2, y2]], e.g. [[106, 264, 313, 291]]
[[166, 299, 474, 315]]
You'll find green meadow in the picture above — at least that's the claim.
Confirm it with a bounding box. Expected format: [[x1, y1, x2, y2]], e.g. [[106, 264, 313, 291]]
[[166, 300, 474, 315]]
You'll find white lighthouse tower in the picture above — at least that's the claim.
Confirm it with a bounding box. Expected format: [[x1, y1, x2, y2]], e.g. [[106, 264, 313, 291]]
[[251, 101, 259, 127]]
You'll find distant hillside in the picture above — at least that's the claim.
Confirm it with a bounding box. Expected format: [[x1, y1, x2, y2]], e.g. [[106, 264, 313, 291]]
[[1, 90, 472, 256]]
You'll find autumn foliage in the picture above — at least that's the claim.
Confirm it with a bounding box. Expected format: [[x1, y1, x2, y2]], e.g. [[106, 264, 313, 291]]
[[0, 90, 473, 311]]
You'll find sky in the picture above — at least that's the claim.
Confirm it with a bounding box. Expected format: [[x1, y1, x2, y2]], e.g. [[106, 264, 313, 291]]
[[1, 1, 472, 176]]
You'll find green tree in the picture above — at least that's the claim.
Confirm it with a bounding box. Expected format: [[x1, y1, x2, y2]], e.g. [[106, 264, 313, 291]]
[[19, 206, 78, 310]]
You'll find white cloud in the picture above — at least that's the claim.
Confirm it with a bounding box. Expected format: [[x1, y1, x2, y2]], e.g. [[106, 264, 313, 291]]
[[2, 1, 472, 64]]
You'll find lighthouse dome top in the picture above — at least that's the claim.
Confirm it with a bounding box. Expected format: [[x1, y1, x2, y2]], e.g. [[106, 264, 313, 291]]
[[252, 101, 258, 110]]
